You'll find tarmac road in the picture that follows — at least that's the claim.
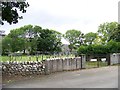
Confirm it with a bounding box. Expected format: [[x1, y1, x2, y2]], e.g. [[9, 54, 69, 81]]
[[3, 66, 118, 88]]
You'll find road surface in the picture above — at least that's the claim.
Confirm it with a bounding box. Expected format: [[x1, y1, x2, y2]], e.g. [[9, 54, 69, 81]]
[[3, 66, 118, 88]]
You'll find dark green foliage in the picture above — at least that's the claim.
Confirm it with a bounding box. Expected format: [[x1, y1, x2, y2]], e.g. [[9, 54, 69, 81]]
[[84, 32, 97, 45], [109, 24, 120, 42], [91, 44, 108, 54], [2, 25, 62, 55], [77, 45, 88, 54], [37, 29, 62, 53], [64, 29, 82, 51], [97, 22, 119, 43], [106, 40, 120, 53], [77, 41, 120, 55], [1, 1, 29, 25]]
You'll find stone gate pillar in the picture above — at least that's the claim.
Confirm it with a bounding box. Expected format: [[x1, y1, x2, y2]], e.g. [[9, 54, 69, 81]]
[[81, 54, 86, 69]]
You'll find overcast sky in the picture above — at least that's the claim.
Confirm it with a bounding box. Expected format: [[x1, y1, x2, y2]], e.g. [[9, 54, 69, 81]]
[[1, 0, 119, 35]]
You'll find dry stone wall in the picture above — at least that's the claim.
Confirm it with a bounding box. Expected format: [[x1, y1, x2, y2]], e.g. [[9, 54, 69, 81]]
[[2, 57, 84, 76]]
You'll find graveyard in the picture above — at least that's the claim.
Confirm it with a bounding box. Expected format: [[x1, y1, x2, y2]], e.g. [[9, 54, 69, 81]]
[[1, 0, 120, 89]]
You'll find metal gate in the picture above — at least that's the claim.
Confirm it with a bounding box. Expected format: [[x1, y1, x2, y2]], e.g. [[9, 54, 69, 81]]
[[85, 54, 110, 69]]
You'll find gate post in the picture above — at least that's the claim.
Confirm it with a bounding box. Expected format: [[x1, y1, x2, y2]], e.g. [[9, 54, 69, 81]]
[[43, 60, 50, 75], [97, 57, 100, 67], [106, 54, 110, 65], [81, 54, 86, 69]]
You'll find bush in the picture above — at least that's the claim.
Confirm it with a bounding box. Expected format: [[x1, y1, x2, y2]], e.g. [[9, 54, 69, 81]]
[[77, 40, 120, 55], [107, 40, 120, 53], [77, 45, 88, 54]]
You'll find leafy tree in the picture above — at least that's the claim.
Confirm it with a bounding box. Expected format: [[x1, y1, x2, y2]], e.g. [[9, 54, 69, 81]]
[[2, 36, 12, 55], [97, 22, 119, 44], [93, 35, 103, 45], [77, 45, 88, 54], [64, 29, 82, 51], [50, 30, 62, 52], [84, 32, 97, 45], [37, 29, 62, 54], [109, 24, 120, 42], [78, 44, 107, 55], [91, 44, 108, 54], [2, 25, 62, 55], [107, 40, 120, 53], [77, 40, 120, 55], [2, 25, 34, 54], [1, 1, 29, 25]]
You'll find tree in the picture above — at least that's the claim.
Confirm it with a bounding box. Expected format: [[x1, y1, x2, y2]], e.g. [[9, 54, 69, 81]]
[[2, 25, 62, 55], [64, 29, 82, 51], [1, 1, 29, 25], [109, 24, 120, 42], [37, 29, 62, 54], [84, 32, 97, 45], [77, 40, 120, 55], [93, 35, 103, 45], [77, 45, 88, 54], [107, 40, 120, 53], [2, 25, 34, 54], [50, 30, 62, 52], [2, 36, 12, 55], [97, 22, 119, 44]]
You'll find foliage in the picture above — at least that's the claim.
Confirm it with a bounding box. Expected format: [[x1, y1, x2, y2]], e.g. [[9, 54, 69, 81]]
[[109, 24, 120, 42], [64, 29, 82, 51], [93, 35, 103, 45], [106, 40, 120, 53], [84, 32, 97, 45], [1, 1, 29, 25], [2, 21, 120, 56], [2, 36, 12, 55], [97, 22, 119, 44], [2, 25, 62, 55], [77, 45, 88, 54], [77, 41, 120, 55], [37, 29, 62, 53]]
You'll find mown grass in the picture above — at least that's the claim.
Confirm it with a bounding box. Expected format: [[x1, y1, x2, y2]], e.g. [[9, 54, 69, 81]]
[[0, 54, 75, 62], [86, 61, 108, 68]]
